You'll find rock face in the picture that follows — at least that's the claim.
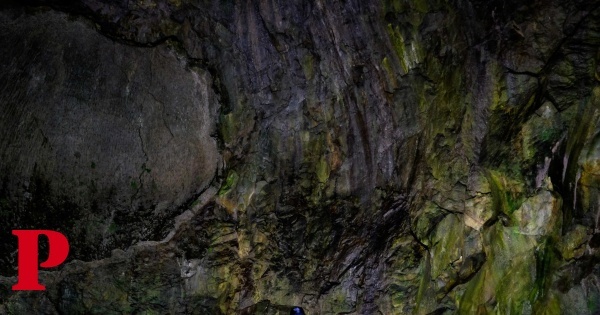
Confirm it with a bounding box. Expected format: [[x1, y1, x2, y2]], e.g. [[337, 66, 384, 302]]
[[0, 0, 599, 314], [0, 9, 220, 271]]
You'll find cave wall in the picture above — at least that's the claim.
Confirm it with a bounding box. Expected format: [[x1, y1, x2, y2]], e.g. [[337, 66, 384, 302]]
[[0, 0, 599, 314], [0, 8, 220, 269]]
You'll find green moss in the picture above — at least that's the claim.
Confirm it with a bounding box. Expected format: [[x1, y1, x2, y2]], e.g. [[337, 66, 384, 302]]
[[430, 214, 463, 279], [384, 0, 428, 15], [486, 170, 525, 218], [557, 224, 588, 260], [388, 24, 408, 62], [536, 294, 561, 315], [460, 224, 538, 313], [108, 222, 118, 233], [414, 254, 433, 314], [190, 199, 201, 207], [588, 293, 600, 314], [458, 264, 488, 313], [316, 156, 330, 183], [384, 1, 429, 72], [386, 24, 408, 73], [530, 239, 557, 310], [539, 128, 560, 142], [381, 56, 396, 84], [562, 88, 600, 228], [219, 113, 236, 145], [413, 0, 429, 13], [414, 202, 444, 246], [217, 171, 238, 196], [320, 286, 355, 314], [300, 53, 315, 80], [384, 0, 405, 13]]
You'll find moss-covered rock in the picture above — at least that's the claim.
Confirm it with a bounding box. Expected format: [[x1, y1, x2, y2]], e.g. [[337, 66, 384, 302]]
[[1, 0, 600, 314]]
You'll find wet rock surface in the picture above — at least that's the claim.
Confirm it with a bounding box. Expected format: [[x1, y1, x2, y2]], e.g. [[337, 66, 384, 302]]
[[0, 0, 600, 314]]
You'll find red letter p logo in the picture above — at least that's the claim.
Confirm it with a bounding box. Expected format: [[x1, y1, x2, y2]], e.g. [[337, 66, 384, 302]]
[[12, 230, 70, 291]]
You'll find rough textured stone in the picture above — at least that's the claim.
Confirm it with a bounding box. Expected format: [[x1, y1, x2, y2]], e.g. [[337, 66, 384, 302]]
[[0, 9, 220, 271], [0, 0, 600, 314]]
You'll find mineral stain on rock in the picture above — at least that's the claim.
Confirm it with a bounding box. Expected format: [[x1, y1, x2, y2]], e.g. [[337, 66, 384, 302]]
[[1, 0, 600, 314]]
